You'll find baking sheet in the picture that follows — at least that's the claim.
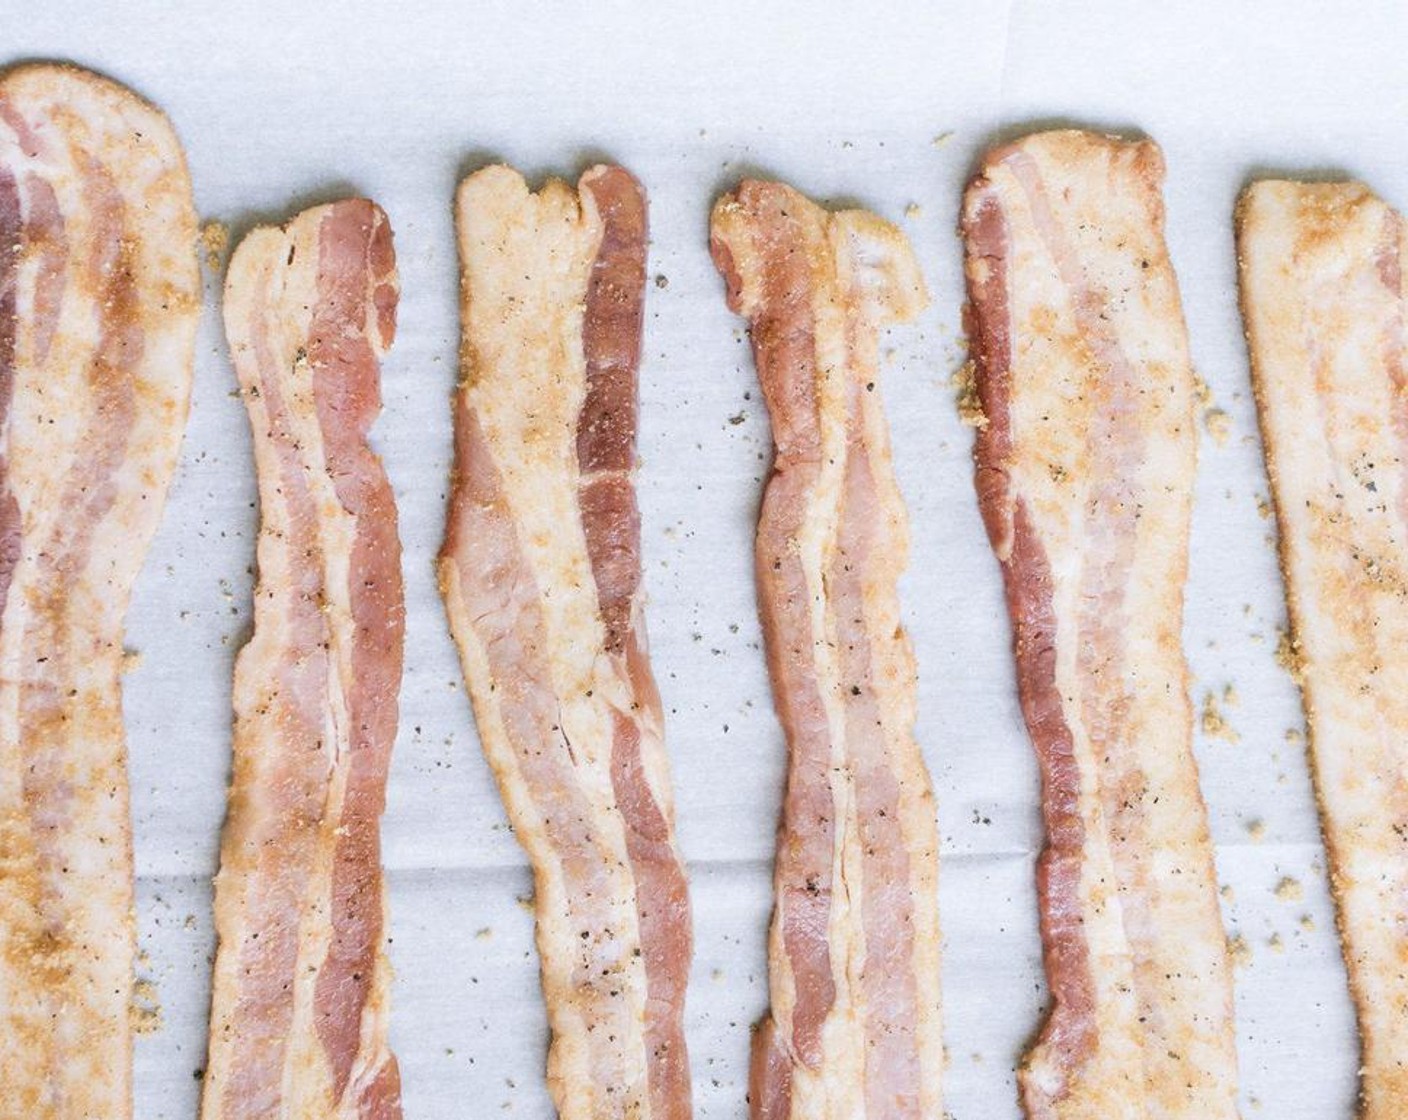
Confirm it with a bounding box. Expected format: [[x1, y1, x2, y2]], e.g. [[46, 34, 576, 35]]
[[6, 1, 1407, 1115]]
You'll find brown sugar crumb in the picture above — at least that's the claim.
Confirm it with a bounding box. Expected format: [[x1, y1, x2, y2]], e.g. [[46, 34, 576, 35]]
[[905, 202, 923, 219], [1246, 818, 1267, 842], [199, 220, 229, 273], [1191, 376, 1233, 445], [952, 361, 988, 429], [1275, 629, 1306, 685], [1227, 933, 1252, 969], [131, 978, 162, 1035], [1255, 493, 1274, 520], [1299, 913, 1316, 932], [1201, 690, 1240, 744], [1204, 408, 1232, 446], [1274, 876, 1303, 902], [1268, 932, 1286, 954]]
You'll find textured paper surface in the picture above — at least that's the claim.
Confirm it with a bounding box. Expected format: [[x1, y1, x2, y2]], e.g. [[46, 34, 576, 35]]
[[5, 2, 1406, 1116]]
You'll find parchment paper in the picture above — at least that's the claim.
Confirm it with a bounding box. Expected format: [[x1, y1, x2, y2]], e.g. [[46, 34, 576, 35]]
[[6, 2, 1406, 1116]]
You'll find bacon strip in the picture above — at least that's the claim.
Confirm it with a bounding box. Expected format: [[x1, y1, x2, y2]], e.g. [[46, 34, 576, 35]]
[[0, 64, 198, 1118], [710, 181, 942, 1120], [204, 200, 403, 1120], [439, 164, 692, 1120], [1238, 179, 1408, 1119], [961, 131, 1238, 1118]]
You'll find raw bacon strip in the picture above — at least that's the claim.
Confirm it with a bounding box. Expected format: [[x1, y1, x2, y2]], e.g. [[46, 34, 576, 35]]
[[710, 181, 942, 1120], [1238, 180, 1408, 1119], [962, 131, 1238, 1118], [439, 165, 692, 1120], [204, 200, 403, 1120], [0, 64, 198, 1118]]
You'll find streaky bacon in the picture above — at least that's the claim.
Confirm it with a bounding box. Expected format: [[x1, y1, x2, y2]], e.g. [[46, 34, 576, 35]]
[[0, 63, 199, 1119], [710, 180, 943, 1120], [1239, 179, 1408, 1120], [962, 129, 1238, 1118], [204, 199, 404, 1120], [439, 163, 693, 1120]]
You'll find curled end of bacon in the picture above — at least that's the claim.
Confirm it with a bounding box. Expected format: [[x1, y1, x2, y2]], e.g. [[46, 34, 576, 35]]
[[442, 163, 693, 1120], [1238, 177, 1408, 1120], [713, 180, 942, 1120], [710, 182, 927, 326], [963, 130, 1238, 1119], [0, 62, 198, 1119], [206, 198, 404, 1120]]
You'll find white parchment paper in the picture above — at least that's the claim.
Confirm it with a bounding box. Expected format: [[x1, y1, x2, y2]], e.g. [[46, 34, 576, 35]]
[[5, 2, 1407, 1116]]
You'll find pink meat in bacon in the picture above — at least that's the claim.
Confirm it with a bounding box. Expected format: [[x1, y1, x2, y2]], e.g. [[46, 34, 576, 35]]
[[1239, 179, 1408, 1120], [205, 199, 403, 1120], [962, 129, 1237, 1119], [0, 64, 198, 1120], [711, 180, 942, 1120], [440, 163, 692, 1120]]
